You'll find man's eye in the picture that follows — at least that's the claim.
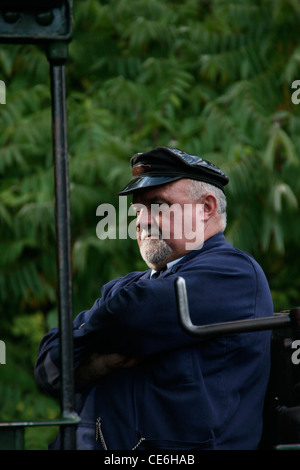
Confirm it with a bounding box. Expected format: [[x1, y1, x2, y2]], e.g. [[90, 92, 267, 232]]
[[151, 203, 169, 214]]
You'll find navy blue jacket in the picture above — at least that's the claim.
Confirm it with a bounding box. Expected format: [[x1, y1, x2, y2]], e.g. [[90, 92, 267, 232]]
[[34, 232, 273, 450]]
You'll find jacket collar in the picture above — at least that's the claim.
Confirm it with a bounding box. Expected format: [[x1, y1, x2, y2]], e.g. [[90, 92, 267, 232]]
[[168, 231, 228, 272]]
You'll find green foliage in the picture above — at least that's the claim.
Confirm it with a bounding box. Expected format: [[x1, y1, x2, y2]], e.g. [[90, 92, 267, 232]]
[[1, 0, 300, 449]]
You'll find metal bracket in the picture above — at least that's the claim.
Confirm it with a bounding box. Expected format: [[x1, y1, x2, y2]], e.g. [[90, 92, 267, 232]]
[[0, 1, 72, 44]]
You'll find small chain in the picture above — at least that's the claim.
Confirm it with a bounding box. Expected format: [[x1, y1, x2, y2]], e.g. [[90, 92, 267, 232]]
[[96, 417, 108, 450], [131, 436, 145, 450], [96, 417, 145, 450]]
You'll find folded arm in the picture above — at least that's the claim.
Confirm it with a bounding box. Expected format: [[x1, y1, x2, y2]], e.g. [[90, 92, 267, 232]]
[[35, 253, 259, 395]]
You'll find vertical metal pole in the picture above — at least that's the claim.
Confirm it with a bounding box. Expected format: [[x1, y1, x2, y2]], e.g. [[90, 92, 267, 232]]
[[49, 54, 76, 450]]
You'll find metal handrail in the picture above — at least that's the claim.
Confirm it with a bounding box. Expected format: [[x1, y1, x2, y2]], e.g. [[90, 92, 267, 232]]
[[175, 276, 300, 338], [0, 414, 80, 428]]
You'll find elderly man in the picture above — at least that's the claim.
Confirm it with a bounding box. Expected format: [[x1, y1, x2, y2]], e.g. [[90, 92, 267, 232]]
[[35, 147, 273, 450]]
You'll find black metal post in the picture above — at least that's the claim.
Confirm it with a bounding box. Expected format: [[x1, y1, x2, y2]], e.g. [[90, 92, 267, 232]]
[[49, 45, 76, 449], [0, 2, 77, 450]]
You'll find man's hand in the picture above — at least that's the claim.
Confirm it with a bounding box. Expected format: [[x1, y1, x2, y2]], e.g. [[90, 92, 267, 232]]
[[75, 352, 142, 389], [90, 352, 141, 375]]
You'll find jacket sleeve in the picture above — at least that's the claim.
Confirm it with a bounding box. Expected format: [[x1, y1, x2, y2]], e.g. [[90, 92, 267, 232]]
[[35, 250, 272, 395], [34, 302, 100, 396], [72, 251, 265, 356], [34, 274, 191, 395], [34, 276, 123, 395]]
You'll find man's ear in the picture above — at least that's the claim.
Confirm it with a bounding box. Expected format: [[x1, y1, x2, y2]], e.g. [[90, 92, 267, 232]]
[[202, 194, 218, 221]]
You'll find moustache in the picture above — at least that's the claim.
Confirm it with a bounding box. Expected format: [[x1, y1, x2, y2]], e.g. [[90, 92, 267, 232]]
[[140, 226, 161, 240]]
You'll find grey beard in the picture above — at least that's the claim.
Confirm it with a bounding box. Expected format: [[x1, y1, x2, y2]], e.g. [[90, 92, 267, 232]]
[[139, 238, 172, 269]]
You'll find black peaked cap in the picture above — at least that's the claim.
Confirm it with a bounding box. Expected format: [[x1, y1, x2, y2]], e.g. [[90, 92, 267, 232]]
[[119, 146, 229, 195]]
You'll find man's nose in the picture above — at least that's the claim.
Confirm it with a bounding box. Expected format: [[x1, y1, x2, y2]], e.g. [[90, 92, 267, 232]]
[[136, 205, 160, 237]]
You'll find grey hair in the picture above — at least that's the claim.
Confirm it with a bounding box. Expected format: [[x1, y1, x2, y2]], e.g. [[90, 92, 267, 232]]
[[185, 179, 227, 231]]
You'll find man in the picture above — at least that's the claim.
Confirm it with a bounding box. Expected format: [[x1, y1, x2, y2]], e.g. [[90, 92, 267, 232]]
[[35, 146, 273, 450]]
